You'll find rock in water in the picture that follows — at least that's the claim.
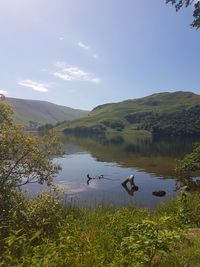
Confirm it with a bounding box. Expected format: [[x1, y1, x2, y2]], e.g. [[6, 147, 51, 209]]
[[152, 190, 166, 197]]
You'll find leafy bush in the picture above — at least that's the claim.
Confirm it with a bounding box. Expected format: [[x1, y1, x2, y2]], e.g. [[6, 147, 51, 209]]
[[113, 217, 184, 267], [2, 192, 200, 267], [176, 142, 200, 179]]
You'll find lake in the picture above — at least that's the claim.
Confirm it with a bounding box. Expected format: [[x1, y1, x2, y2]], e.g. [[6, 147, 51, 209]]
[[26, 134, 198, 209]]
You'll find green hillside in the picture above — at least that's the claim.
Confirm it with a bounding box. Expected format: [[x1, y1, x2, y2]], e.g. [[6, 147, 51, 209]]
[[7, 97, 88, 129], [56, 91, 200, 137]]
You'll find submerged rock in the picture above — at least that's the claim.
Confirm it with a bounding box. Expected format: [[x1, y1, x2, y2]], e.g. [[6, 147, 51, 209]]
[[152, 190, 166, 197]]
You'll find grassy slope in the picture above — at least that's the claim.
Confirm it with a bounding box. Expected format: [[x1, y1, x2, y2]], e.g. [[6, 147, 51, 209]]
[[56, 91, 200, 135], [7, 97, 88, 127]]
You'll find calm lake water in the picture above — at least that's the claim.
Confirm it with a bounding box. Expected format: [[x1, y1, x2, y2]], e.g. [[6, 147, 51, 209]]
[[26, 134, 199, 209]]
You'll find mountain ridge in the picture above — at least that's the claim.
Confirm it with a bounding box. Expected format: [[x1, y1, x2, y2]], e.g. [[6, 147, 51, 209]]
[[7, 97, 89, 129], [56, 91, 200, 137]]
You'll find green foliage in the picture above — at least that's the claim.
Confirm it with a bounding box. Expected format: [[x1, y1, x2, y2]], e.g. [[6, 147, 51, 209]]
[[101, 119, 125, 131], [2, 192, 200, 267], [64, 124, 106, 137], [166, 0, 200, 28], [2, 93, 200, 266], [0, 95, 13, 126], [126, 106, 200, 137], [0, 96, 64, 247], [0, 97, 63, 189], [37, 123, 54, 132], [176, 192, 192, 225], [58, 91, 200, 138], [176, 142, 200, 179], [0, 191, 65, 267], [0, 125, 62, 188], [158, 192, 200, 228], [152, 237, 200, 267], [114, 217, 184, 267]]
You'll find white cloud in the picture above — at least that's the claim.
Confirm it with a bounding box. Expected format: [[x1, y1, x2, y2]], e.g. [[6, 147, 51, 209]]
[[54, 63, 101, 84], [78, 41, 99, 60], [18, 80, 49, 92], [0, 89, 7, 95], [78, 41, 90, 50]]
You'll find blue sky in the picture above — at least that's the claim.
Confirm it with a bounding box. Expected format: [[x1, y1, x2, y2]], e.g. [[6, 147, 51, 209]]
[[0, 0, 199, 110]]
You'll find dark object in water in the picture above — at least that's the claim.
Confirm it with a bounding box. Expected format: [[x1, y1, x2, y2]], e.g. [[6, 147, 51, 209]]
[[152, 190, 166, 197], [122, 184, 139, 196], [87, 173, 104, 185], [121, 174, 135, 187], [121, 175, 139, 196], [87, 174, 92, 185], [133, 185, 139, 191]]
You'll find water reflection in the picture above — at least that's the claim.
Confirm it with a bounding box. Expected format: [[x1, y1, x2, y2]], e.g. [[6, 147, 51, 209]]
[[25, 134, 199, 209], [122, 185, 139, 197], [59, 134, 199, 178], [52, 134, 200, 209]]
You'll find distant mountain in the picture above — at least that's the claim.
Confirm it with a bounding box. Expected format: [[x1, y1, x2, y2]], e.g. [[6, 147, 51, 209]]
[[57, 91, 200, 137], [7, 97, 89, 129]]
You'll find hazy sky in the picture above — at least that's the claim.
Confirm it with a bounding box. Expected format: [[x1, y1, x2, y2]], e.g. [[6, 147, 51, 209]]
[[0, 0, 200, 110]]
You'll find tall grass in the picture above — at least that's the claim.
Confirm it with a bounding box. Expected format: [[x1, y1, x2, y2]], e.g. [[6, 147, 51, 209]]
[[1, 190, 200, 266]]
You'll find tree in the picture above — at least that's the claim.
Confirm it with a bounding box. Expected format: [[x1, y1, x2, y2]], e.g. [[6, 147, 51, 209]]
[[176, 143, 200, 184], [37, 123, 54, 132], [0, 95, 63, 189], [0, 94, 13, 127], [166, 0, 200, 28]]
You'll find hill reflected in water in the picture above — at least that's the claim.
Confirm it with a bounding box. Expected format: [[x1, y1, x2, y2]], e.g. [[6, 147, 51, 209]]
[[60, 134, 198, 178]]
